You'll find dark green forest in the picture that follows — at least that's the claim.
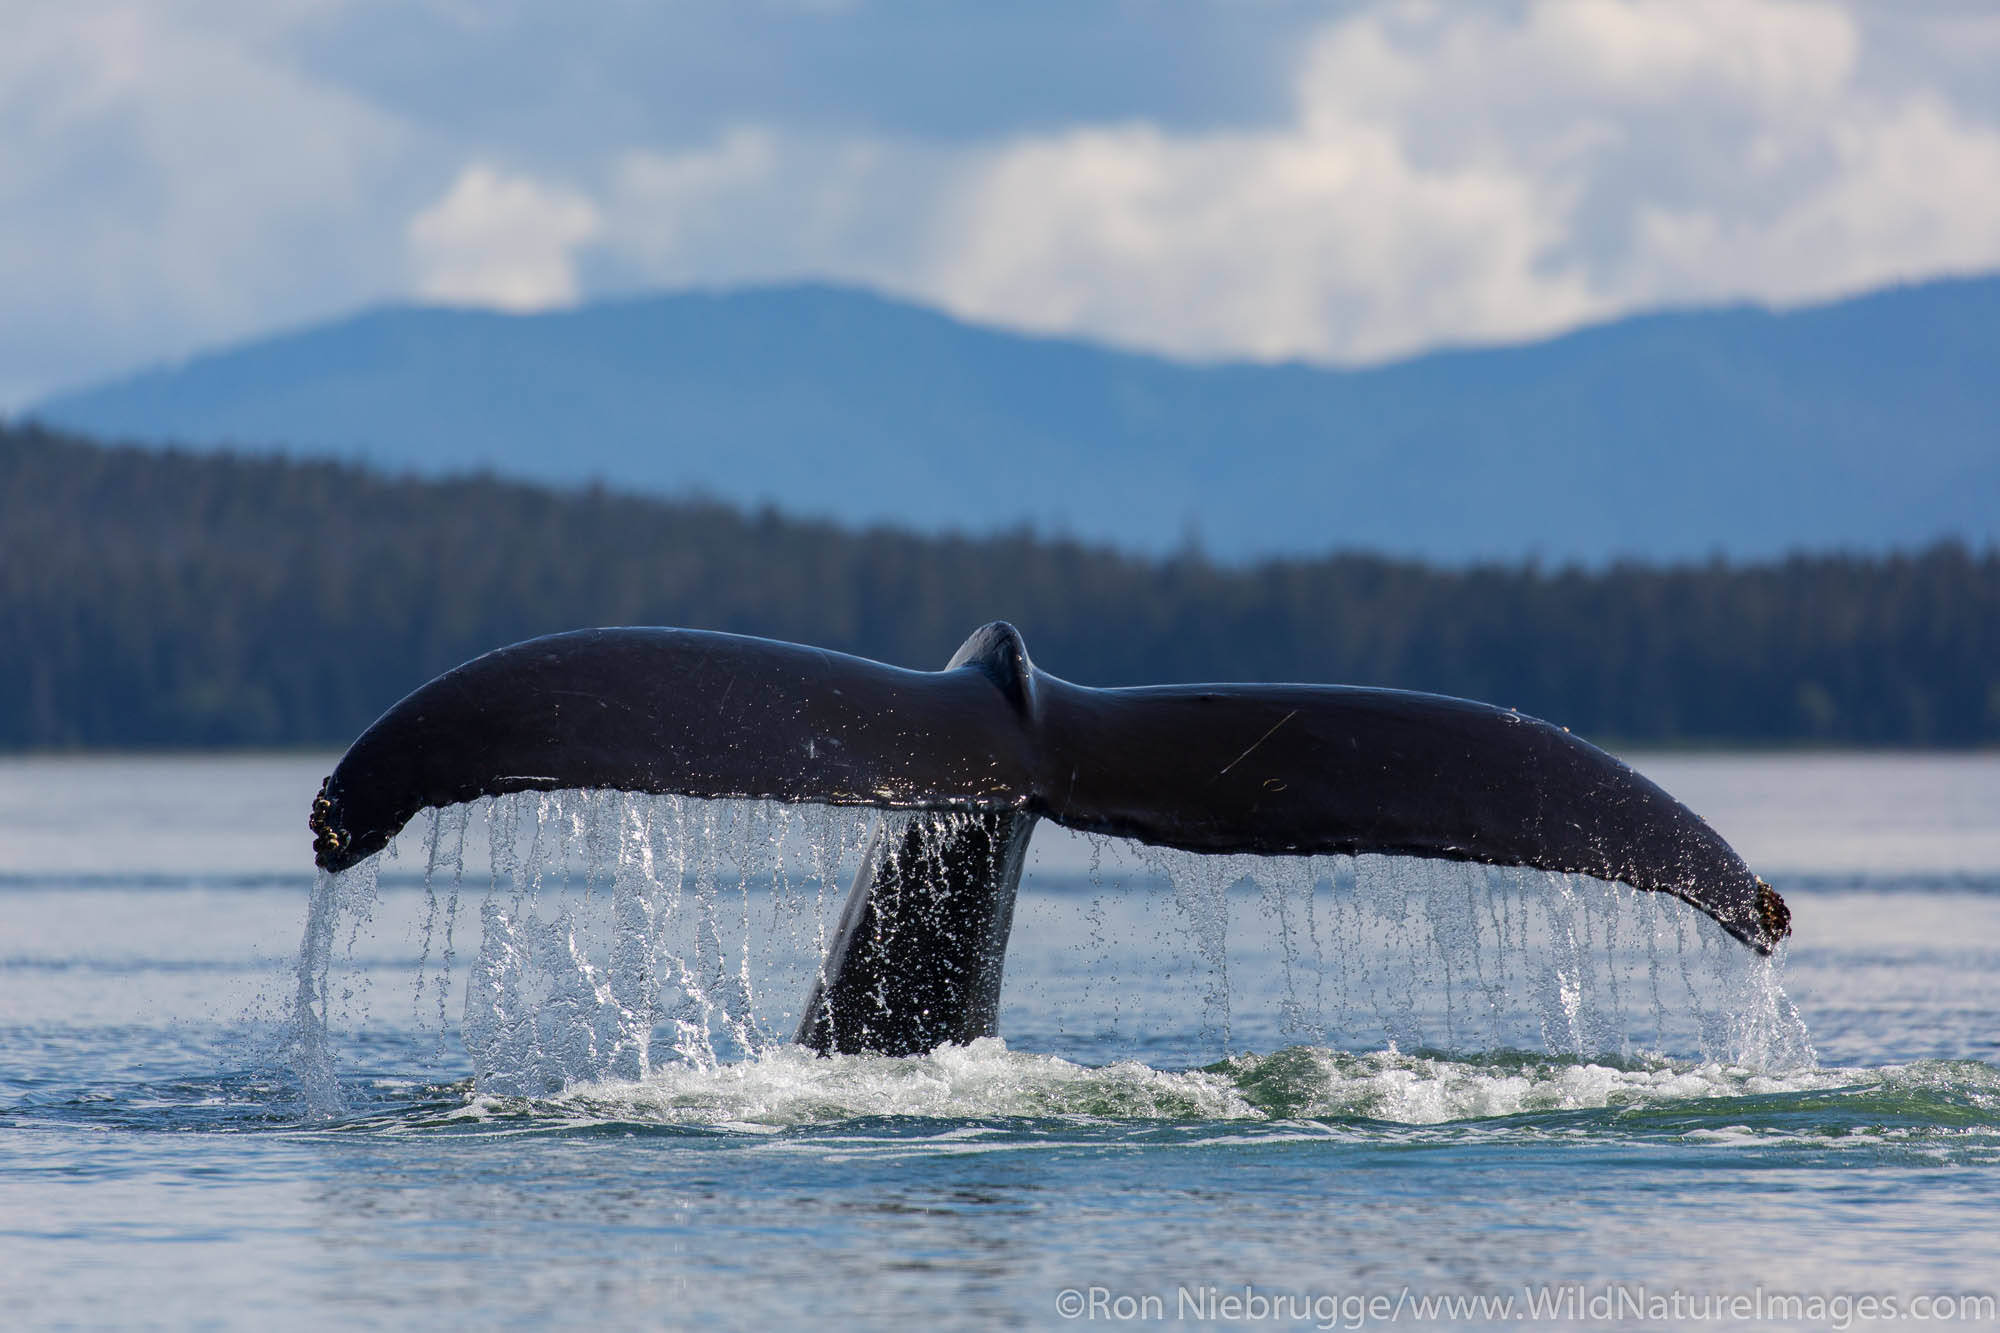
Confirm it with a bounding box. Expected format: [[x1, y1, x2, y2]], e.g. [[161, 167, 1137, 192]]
[[4, 422, 1996, 749]]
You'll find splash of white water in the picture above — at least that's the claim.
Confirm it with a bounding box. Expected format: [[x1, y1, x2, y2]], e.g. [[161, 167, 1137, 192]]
[[443, 1039, 1850, 1131], [290, 792, 1813, 1117]]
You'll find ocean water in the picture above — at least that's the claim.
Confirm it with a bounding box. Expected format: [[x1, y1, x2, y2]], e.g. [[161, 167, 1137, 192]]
[[3, 751, 1998, 1330]]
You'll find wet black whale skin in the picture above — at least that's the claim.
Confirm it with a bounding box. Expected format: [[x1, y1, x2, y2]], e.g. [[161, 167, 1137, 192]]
[[310, 622, 1788, 1055]]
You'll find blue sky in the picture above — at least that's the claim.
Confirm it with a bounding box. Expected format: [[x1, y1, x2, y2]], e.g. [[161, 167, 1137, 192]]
[[6, 0, 2000, 408]]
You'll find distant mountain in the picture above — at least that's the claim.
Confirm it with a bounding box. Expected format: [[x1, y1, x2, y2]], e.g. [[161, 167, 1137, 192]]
[[30, 277, 2000, 563]]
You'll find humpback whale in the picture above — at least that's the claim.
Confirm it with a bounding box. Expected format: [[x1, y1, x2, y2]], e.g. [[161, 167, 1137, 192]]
[[309, 622, 1789, 1057]]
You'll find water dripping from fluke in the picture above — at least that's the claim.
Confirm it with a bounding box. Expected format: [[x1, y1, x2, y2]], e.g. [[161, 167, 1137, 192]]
[[290, 622, 1805, 1120], [287, 790, 1812, 1121]]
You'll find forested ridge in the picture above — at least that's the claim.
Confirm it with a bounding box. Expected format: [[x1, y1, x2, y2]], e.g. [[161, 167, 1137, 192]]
[[5, 422, 1995, 749]]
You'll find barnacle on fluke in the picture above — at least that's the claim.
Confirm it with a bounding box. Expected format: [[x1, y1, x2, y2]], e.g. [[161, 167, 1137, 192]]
[[1757, 878, 1793, 945], [308, 779, 348, 861]]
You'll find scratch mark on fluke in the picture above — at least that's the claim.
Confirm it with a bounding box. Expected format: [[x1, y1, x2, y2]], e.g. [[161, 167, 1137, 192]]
[[1216, 708, 1299, 780], [308, 621, 1790, 1055]]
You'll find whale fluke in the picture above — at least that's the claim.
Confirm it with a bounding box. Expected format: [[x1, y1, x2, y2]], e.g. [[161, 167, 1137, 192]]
[[309, 622, 1789, 1056]]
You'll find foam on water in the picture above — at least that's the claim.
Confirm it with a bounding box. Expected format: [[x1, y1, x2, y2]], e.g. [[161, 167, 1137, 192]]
[[1215, 1045, 1847, 1124], [290, 790, 1815, 1119], [479, 1038, 1260, 1127], [441, 1039, 1860, 1131]]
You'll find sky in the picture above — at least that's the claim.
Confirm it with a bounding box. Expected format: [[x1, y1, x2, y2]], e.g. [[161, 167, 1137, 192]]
[[5, 0, 2000, 409]]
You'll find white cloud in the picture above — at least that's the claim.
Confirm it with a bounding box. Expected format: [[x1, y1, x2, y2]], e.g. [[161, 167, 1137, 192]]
[[923, 117, 1600, 363], [0, 0, 422, 398], [895, 0, 2000, 362], [1625, 92, 2000, 298], [7, 0, 2000, 404], [601, 130, 784, 278], [408, 164, 601, 309], [592, 129, 963, 296]]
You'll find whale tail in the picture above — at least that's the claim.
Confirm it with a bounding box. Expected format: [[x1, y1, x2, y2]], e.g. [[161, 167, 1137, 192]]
[[310, 621, 1788, 1056]]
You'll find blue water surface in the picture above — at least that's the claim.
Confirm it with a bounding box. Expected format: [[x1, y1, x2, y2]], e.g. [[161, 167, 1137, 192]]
[[3, 753, 1998, 1330]]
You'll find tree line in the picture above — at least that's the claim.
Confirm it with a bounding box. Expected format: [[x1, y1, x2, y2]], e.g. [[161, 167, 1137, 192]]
[[4, 421, 1995, 749]]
